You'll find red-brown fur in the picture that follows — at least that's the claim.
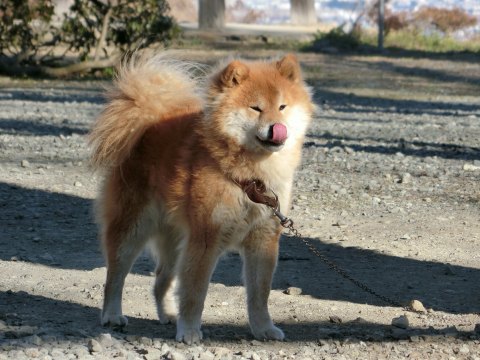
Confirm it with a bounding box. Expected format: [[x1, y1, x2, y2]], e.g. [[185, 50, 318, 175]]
[[90, 52, 314, 344]]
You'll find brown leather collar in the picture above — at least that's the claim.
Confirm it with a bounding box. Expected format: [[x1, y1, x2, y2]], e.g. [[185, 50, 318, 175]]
[[233, 178, 279, 209]]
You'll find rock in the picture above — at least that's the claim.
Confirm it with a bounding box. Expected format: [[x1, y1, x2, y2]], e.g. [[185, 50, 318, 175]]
[[164, 350, 186, 360], [198, 350, 215, 360], [74, 181, 83, 187], [463, 163, 480, 171], [211, 346, 232, 359], [21, 160, 30, 168], [24, 348, 40, 358], [28, 334, 42, 346], [139, 336, 152, 346], [459, 344, 470, 354], [87, 339, 103, 353], [409, 299, 427, 313], [475, 323, 480, 333], [391, 315, 409, 329], [145, 348, 163, 360], [97, 333, 114, 347], [399, 173, 412, 184], [283, 287, 302, 295], [444, 264, 456, 275], [329, 315, 342, 324]]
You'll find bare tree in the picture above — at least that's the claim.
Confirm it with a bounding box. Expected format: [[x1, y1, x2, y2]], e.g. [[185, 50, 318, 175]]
[[199, 0, 225, 30], [290, 0, 317, 26]]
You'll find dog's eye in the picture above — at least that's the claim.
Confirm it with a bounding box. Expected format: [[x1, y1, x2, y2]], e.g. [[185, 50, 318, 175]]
[[250, 106, 262, 112], [279, 104, 287, 111]]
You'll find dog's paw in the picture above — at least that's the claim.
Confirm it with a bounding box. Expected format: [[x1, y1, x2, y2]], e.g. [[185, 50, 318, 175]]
[[158, 313, 175, 325], [252, 325, 285, 341], [101, 312, 128, 328], [175, 324, 202, 344]]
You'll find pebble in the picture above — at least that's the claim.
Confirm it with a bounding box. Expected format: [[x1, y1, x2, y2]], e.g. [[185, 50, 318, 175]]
[[459, 344, 470, 354], [87, 339, 103, 353], [283, 287, 302, 295], [21, 160, 30, 168], [463, 163, 480, 171], [409, 299, 427, 313], [400, 172, 412, 184], [74, 181, 83, 187], [329, 315, 342, 324], [391, 315, 409, 329], [97, 333, 114, 347]]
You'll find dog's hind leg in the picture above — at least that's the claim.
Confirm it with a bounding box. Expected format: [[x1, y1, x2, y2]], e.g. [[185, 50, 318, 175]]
[[151, 226, 181, 325], [241, 225, 285, 341], [99, 176, 155, 328]]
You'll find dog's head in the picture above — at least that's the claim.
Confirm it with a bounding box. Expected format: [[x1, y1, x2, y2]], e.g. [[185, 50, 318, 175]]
[[207, 54, 313, 154]]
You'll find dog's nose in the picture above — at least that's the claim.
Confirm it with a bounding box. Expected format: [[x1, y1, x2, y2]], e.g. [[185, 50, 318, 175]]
[[268, 123, 288, 144]]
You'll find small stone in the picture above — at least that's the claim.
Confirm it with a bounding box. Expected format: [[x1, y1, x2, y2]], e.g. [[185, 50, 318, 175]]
[[283, 287, 302, 295], [400, 173, 412, 184], [463, 163, 480, 171], [352, 317, 368, 324], [409, 299, 426, 313], [74, 181, 83, 187], [332, 220, 347, 227], [198, 350, 215, 360], [160, 343, 171, 355], [29, 335, 42, 346], [139, 336, 152, 346], [459, 344, 470, 354], [165, 351, 186, 360], [145, 348, 162, 360], [25, 348, 40, 358], [329, 315, 342, 324], [211, 347, 231, 358], [409, 335, 421, 342], [87, 339, 103, 353], [475, 323, 480, 333], [399, 234, 411, 240], [392, 315, 409, 329], [21, 160, 30, 168], [444, 264, 456, 275], [97, 333, 114, 347]]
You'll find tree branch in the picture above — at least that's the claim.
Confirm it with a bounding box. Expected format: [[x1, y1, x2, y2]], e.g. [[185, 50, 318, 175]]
[[94, 6, 113, 62]]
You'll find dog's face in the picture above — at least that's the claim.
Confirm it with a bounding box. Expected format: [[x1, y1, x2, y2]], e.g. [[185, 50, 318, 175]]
[[208, 55, 313, 154]]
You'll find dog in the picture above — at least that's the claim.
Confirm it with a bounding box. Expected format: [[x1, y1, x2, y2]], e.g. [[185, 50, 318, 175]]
[[89, 52, 314, 344]]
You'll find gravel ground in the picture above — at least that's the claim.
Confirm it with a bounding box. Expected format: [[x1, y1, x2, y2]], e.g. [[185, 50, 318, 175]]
[[0, 50, 479, 359]]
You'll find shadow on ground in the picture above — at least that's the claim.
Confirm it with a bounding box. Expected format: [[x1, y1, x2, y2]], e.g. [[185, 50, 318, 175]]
[[1, 291, 479, 344], [1, 182, 479, 315]]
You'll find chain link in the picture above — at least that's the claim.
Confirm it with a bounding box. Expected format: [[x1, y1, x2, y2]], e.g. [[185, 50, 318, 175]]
[[279, 216, 408, 310], [233, 178, 410, 311]]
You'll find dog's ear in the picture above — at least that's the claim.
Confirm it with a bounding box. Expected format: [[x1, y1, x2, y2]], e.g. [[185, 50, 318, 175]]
[[276, 54, 301, 83], [219, 61, 250, 88]]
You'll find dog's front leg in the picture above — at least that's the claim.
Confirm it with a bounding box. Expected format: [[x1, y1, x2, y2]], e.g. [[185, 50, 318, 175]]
[[176, 237, 220, 344], [242, 226, 285, 341]]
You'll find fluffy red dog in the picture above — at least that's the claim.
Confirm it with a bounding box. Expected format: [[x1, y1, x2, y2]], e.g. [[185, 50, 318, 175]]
[[90, 52, 314, 344]]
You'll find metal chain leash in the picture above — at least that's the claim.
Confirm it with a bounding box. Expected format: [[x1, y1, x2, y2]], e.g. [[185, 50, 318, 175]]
[[279, 218, 406, 309], [234, 178, 410, 311]]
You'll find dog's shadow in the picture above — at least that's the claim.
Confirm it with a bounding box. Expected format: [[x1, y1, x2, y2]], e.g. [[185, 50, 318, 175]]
[[1, 182, 479, 317], [1, 290, 478, 344]]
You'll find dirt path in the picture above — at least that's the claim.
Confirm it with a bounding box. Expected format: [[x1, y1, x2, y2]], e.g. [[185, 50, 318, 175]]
[[0, 51, 479, 359]]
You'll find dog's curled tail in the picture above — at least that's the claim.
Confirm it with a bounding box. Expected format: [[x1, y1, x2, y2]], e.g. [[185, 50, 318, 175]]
[[89, 52, 204, 169]]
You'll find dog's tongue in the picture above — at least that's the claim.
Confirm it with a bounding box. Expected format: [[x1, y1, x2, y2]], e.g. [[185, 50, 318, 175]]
[[271, 123, 287, 144]]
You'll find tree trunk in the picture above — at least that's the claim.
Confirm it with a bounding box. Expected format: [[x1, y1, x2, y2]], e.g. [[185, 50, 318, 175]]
[[290, 0, 317, 26], [199, 0, 225, 30]]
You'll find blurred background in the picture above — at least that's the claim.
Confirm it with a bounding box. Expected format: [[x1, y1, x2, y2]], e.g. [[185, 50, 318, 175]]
[[0, 0, 478, 77]]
